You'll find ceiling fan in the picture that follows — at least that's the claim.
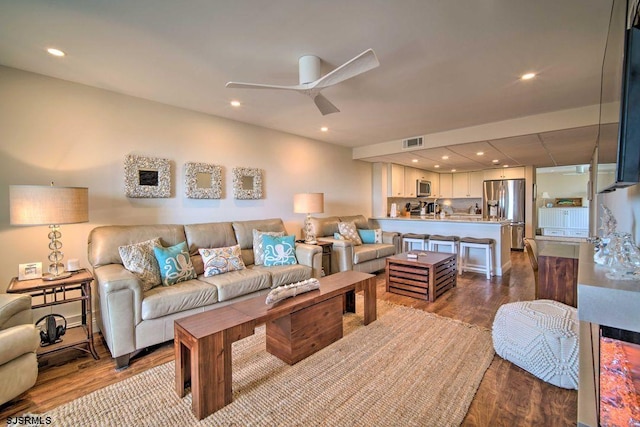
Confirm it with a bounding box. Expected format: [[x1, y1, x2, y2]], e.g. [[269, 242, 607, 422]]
[[226, 49, 380, 115]]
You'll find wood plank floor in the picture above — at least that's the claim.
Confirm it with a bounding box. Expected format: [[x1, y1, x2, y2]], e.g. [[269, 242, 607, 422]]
[[0, 250, 577, 426]]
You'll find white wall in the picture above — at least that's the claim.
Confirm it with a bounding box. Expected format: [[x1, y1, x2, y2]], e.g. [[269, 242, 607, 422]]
[[536, 171, 590, 209], [600, 184, 640, 242], [0, 66, 372, 294]]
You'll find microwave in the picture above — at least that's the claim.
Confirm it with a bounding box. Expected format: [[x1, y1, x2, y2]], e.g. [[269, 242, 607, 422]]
[[416, 180, 431, 197]]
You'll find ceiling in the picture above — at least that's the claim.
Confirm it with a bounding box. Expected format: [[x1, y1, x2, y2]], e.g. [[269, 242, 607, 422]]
[[0, 0, 617, 172]]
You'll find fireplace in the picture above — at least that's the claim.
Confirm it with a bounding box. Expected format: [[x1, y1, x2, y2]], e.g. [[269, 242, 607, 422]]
[[599, 326, 640, 426]]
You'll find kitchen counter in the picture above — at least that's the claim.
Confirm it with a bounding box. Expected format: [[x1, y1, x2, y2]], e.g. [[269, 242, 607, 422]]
[[577, 242, 640, 333], [374, 215, 505, 224], [372, 217, 512, 276]]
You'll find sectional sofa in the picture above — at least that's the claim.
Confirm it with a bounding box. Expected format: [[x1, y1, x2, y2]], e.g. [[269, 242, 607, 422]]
[[88, 218, 321, 369]]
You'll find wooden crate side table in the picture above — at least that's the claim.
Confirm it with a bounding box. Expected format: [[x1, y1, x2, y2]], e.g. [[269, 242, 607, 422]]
[[316, 240, 333, 276], [386, 252, 457, 302], [7, 269, 100, 361]]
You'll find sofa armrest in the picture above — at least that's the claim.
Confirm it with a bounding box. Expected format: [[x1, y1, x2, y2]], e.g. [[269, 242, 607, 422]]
[[94, 264, 143, 359], [0, 324, 39, 366], [0, 294, 32, 330], [381, 231, 399, 245], [318, 238, 354, 273], [295, 243, 323, 278]]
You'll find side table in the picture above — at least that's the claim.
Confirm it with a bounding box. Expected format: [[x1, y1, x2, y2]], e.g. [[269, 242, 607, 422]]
[[7, 269, 100, 361], [316, 241, 333, 276]]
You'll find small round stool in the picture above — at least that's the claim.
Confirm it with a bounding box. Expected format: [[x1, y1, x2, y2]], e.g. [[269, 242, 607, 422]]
[[402, 233, 428, 252], [459, 237, 495, 279], [427, 235, 459, 254]]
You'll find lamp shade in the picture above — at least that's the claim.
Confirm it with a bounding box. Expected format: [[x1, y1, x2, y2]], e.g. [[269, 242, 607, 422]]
[[293, 193, 324, 214], [541, 192, 551, 199], [10, 185, 89, 225]]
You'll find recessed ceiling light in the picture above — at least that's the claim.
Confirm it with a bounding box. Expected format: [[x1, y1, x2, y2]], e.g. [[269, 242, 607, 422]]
[[411, 159, 418, 163], [230, 100, 241, 107], [434, 165, 440, 168], [442, 155, 449, 160], [320, 126, 328, 132], [521, 72, 536, 80], [451, 169, 456, 172], [503, 164, 509, 168], [46, 48, 65, 57], [492, 159, 500, 163], [476, 151, 484, 156]]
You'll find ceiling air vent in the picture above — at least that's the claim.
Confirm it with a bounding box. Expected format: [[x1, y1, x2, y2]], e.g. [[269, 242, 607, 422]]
[[402, 136, 423, 149]]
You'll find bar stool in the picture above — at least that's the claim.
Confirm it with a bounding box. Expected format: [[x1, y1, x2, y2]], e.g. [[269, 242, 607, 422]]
[[459, 237, 495, 279], [402, 233, 428, 252], [427, 235, 460, 254]]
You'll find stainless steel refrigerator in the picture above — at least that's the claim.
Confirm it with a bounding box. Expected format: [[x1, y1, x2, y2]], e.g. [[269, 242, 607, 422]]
[[483, 179, 526, 250]]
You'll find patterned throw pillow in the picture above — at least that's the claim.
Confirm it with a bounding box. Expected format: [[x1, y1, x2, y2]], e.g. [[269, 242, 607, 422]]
[[337, 221, 362, 245], [199, 245, 246, 277], [262, 235, 298, 266], [118, 237, 162, 291], [153, 241, 197, 286], [358, 228, 383, 244], [252, 229, 285, 265]]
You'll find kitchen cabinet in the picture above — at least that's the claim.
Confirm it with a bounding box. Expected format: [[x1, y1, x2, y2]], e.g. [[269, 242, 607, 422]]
[[451, 171, 484, 198], [438, 173, 453, 198], [388, 163, 405, 197], [468, 171, 484, 197], [404, 167, 418, 197], [538, 208, 589, 237], [484, 167, 525, 180]]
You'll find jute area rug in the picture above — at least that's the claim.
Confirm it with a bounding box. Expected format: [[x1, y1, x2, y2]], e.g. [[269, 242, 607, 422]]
[[38, 299, 494, 426]]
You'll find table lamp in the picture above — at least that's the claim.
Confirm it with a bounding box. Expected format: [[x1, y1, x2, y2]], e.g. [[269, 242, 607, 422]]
[[293, 193, 324, 244], [10, 184, 89, 280], [541, 192, 551, 207]]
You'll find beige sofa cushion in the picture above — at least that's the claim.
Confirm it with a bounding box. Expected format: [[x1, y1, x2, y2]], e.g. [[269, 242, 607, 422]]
[[374, 243, 396, 258], [339, 215, 369, 230], [198, 268, 272, 302], [308, 216, 340, 238], [353, 245, 378, 264], [141, 279, 218, 321], [89, 224, 187, 268], [232, 218, 288, 265], [250, 264, 312, 288], [184, 222, 236, 275]]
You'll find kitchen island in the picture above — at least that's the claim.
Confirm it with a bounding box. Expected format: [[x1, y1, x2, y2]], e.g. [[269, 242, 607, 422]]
[[372, 216, 511, 276]]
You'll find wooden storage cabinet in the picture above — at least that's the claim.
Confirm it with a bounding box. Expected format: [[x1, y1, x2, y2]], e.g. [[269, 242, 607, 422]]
[[537, 244, 579, 307], [386, 253, 457, 302]]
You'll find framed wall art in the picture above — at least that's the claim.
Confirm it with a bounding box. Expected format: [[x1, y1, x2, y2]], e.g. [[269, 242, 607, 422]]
[[185, 162, 222, 199], [124, 154, 171, 198], [233, 167, 263, 199]]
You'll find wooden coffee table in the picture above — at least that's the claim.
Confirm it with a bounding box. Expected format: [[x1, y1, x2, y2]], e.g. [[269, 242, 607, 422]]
[[174, 270, 376, 419], [386, 252, 457, 302]]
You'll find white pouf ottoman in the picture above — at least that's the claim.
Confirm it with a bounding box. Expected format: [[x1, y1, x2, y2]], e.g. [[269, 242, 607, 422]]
[[492, 299, 579, 389]]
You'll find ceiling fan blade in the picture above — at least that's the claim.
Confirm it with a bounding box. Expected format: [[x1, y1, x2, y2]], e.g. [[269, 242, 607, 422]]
[[225, 81, 304, 91], [313, 93, 340, 115], [311, 49, 380, 89]]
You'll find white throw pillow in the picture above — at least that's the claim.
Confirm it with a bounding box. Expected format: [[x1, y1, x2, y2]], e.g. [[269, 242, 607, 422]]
[[337, 221, 362, 245]]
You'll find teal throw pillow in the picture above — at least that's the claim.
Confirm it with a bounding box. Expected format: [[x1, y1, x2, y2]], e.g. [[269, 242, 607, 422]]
[[153, 241, 197, 286], [357, 228, 383, 244], [358, 229, 376, 244], [262, 235, 298, 266]]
